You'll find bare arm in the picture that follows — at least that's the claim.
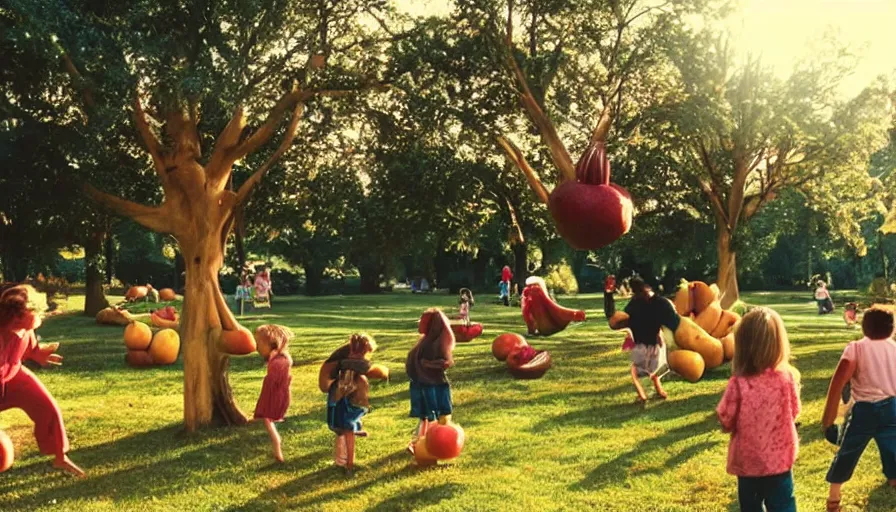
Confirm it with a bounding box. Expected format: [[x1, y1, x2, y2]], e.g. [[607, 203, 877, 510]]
[[822, 358, 855, 428]]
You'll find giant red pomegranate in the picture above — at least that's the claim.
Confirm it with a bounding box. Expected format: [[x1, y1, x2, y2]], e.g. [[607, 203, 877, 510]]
[[548, 141, 632, 250], [425, 422, 465, 460]]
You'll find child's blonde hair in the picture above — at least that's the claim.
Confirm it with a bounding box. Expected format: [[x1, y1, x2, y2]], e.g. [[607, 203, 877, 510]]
[[255, 324, 294, 353], [349, 333, 377, 359], [733, 307, 790, 376]]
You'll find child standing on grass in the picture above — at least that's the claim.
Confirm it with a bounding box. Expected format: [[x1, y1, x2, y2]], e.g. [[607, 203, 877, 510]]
[[407, 308, 456, 454], [716, 307, 801, 512], [821, 307, 896, 512], [322, 333, 377, 476], [457, 288, 474, 325], [253, 324, 294, 463]]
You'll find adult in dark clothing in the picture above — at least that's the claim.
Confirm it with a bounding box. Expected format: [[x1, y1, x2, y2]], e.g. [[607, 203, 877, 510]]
[[605, 277, 682, 401]]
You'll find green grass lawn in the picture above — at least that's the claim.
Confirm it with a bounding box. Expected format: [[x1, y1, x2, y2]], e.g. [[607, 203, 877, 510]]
[[1, 291, 893, 511]]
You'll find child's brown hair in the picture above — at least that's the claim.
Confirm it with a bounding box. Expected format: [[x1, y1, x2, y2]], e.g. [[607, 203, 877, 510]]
[[349, 333, 377, 359], [255, 324, 294, 355], [862, 307, 895, 340], [733, 307, 790, 377]]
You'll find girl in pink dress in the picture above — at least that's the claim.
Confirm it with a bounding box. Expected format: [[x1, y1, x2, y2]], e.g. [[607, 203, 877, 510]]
[[716, 307, 801, 512], [253, 324, 294, 463], [0, 284, 84, 477]]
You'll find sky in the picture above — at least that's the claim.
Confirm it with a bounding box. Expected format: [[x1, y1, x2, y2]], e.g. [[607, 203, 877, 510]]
[[395, 0, 896, 98]]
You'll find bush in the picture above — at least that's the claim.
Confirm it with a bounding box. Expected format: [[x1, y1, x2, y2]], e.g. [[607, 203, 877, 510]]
[[544, 261, 579, 295], [270, 268, 303, 295], [868, 277, 892, 298]]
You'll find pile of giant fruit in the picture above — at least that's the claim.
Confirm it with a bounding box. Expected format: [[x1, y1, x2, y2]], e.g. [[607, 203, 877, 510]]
[[666, 280, 741, 382], [521, 277, 585, 336], [491, 333, 552, 379], [123, 321, 180, 367], [413, 420, 465, 467]]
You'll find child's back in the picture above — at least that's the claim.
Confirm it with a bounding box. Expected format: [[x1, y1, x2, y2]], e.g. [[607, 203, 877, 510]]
[[842, 336, 896, 402]]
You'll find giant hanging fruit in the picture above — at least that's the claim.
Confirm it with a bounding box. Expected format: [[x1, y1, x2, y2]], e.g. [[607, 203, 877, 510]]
[[548, 141, 633, 250]]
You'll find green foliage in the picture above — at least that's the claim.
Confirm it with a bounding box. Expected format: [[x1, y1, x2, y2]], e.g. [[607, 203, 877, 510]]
[[543, 260, 579, 294], [112, 221, 176, 288]]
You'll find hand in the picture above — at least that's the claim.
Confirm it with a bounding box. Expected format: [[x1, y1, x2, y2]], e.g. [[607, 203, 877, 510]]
[[32, 342, 63, 367]]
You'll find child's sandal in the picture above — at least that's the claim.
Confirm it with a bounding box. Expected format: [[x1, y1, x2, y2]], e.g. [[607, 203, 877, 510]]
[[826, 498, 841, 512]]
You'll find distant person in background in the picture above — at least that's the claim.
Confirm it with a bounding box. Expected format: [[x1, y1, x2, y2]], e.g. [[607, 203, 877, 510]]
[[844, 303, 860, 328], [255, 267, 272, 308], [501, 266, 513, 306], [816, 281, 834, 315]]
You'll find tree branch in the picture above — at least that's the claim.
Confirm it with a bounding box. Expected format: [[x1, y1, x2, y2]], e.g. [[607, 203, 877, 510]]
[[228, 88, 303, 164], [697, 178, 730, 229], [497, 21, 575, 181], [61, 53, 96, 111], [83, 185, 174, 234], [234, 101, 304, 207], [133, 94, 169, 180], [497, 136, 550, 204]]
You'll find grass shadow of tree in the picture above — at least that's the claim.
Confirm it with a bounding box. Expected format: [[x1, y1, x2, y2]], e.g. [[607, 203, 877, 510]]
[[0, 424, 244, 509], [570, 413, 720, 492]]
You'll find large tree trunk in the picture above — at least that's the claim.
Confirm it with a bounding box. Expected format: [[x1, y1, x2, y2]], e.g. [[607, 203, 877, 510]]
[[179, 212, 248, 431], [359, 263, 381, 294], [84, 231, 110, 316], [513, 242, 527, 292], [104, 233, 115, 285], [716, 225, 739, 308], [304, 264, 323, 296]]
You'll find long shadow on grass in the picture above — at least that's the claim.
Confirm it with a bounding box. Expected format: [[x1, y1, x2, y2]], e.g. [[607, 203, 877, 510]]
[[367, 482, 464, 511], [0, 424, 247, 509], [867, 481, 896, 511], [571, 413, 721, 492], [225, 450, 413, 511]]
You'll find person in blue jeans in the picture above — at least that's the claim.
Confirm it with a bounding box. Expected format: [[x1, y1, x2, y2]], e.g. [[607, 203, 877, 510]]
[[821, 307, 896, 511]]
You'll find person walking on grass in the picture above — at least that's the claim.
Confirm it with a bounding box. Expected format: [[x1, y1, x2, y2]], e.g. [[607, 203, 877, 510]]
[[407, 308, 456, 454], [717, 307, 801, 512], [253, 324, 294, 463], [605, 276, 680, 401], [322, 333, 377, 476], [821, 307, 896, 512]]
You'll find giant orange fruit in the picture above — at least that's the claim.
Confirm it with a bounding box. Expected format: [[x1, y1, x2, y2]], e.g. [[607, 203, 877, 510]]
[[124, 321, 152, 351], [149, 329, 180, 365]]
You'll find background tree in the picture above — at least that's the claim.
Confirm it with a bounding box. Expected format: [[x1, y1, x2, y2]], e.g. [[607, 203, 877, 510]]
[[8, 0, 393, 431], [647, 33, 892, 306]]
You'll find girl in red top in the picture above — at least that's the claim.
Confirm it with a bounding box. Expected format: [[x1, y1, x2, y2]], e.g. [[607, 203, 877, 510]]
[[716, 307, 801, 512], [0, 284, 84, 477], [253, 324, 294, 463]]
